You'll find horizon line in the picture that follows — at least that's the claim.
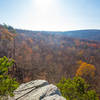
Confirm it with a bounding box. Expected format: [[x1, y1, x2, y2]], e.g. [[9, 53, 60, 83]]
[[1, 23, 100, 32], [16, 28, 100, 32]]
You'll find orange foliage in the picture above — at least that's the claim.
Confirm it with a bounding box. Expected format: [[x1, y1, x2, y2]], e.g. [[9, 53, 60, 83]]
[[76, 61, 96, 78], [0, 27, 14, 40], [90, 43, 97, 48], [74, 40, 80, 46], [28, 38, 33, 44], [27, 47, 32, 54]]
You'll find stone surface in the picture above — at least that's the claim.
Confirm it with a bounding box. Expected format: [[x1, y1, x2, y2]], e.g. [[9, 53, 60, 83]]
[[9, 80, 66, 100], [42, 95, 66, 100]]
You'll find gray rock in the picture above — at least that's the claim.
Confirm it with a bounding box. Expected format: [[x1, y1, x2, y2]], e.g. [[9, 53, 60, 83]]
[[42, 95, 66, 100], [9, 80, 66, 100]]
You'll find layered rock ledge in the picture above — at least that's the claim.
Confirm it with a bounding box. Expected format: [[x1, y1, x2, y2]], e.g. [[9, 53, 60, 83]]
[[8, 80, 66, 100]]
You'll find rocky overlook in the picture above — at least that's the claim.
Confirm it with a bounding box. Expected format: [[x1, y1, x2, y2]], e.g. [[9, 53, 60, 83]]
[[8, 80, 66, 100]]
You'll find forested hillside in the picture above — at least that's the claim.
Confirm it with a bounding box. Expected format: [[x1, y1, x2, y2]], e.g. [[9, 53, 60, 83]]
[[0, 25, 15, 57], [0, 24, 100, 94], [16, 29, 100, 41]]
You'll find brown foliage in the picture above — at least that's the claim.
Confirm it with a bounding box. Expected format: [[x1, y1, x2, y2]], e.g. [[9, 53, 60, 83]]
[[1, 25, 100, 93]]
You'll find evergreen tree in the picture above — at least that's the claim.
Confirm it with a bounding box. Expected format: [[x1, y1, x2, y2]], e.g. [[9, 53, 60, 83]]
[[57, 77, 99, 100], [0, 56, 19, 99]]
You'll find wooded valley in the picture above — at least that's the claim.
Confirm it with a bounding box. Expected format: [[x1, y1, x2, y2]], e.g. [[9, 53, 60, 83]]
[[0, 24, 100, 94]]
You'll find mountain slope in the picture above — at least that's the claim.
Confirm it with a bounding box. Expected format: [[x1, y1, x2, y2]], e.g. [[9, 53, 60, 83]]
[[62, 30, 100, 41], [0, 25, 100, 93], [16, 29, 100, 41]]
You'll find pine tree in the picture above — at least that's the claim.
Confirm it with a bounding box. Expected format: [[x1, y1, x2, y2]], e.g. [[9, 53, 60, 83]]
[[57, 77, 99, 100], [0, 56, 19, 99]]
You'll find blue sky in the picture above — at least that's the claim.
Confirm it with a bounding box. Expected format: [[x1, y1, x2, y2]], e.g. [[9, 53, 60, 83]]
[[0, 0, 100, 31]]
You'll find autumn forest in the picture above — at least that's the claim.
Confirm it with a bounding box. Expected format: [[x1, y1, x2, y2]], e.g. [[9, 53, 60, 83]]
[[0, 24, 100, 96]]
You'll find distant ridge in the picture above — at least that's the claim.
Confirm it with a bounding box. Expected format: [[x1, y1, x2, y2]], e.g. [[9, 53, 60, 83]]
[[16, 29, 100, 42]]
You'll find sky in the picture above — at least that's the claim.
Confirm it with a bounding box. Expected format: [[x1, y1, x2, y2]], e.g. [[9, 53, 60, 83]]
[[0, 0, 100, 31]]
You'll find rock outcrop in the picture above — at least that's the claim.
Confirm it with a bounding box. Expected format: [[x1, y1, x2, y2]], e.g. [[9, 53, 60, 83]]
[[9, 80, 66, 100]]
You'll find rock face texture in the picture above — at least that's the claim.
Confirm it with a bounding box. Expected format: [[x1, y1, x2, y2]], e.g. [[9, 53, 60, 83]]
[[9, 80, 66, 100]]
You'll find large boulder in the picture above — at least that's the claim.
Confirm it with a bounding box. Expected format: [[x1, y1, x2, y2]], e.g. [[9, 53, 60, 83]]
[[9, 80, 66, 100]]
